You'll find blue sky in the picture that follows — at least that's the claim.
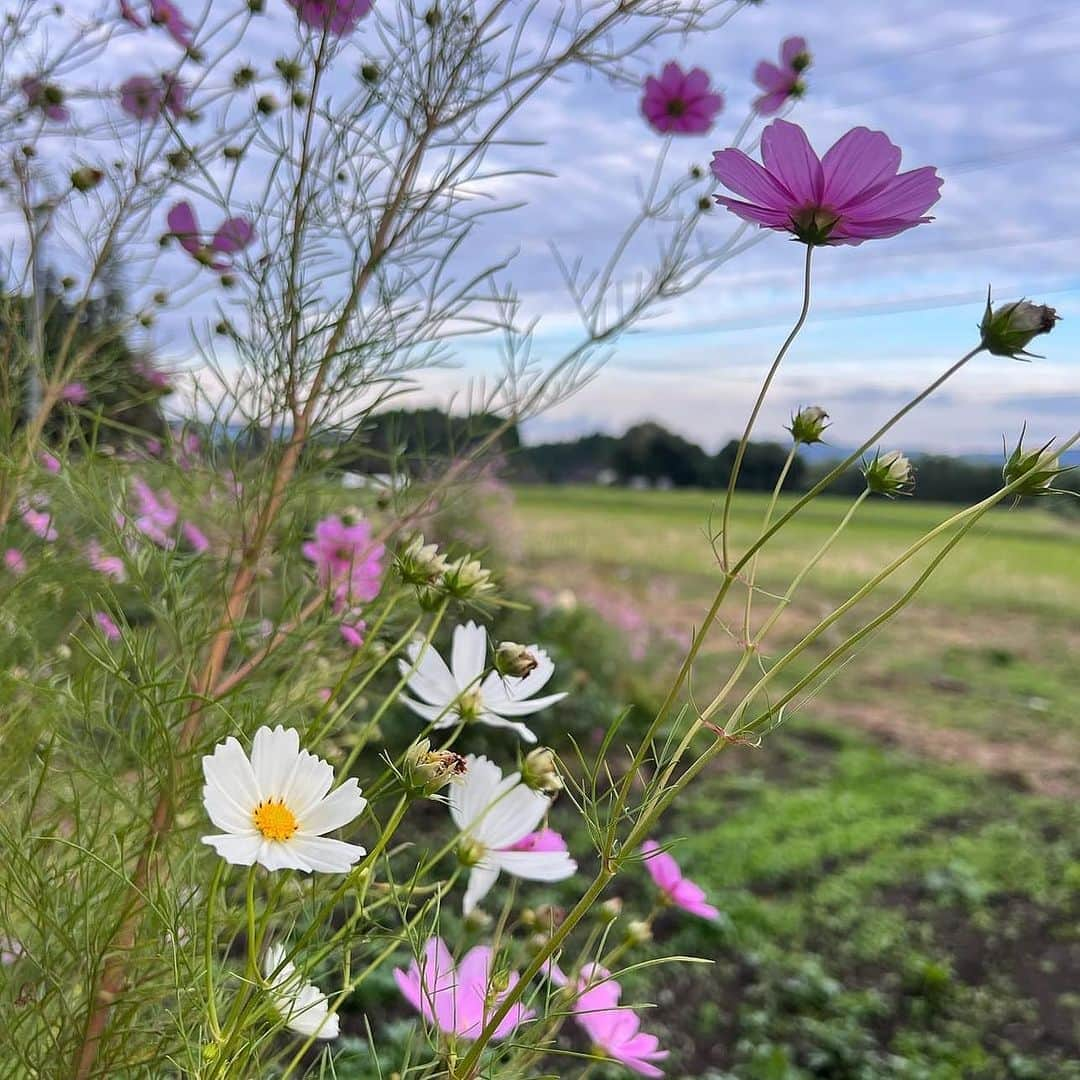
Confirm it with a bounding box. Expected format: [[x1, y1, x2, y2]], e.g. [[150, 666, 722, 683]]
[[18, 0, 1080, 454]]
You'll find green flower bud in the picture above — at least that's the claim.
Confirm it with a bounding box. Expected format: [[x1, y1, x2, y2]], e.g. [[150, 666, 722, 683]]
[[980, 291, 1060, 360], [521, 747, 563, 796], [1003, 436, 1069, 497], [599, 897, 623, 922], [396, 533, 447, 585], [862, 449, 913, 498], [256, 94, 278, 115], [495, 642, 538, 679], [625, 919, 653, 945], [70, 166, 104, 192], [402, 738, 466, 796], [457, 837, 485, 867], [274, 58, 303, 84], [788, 404, 830, 445], [360, 62, 381, 84], [441, 555, 495, 601], [233, 66, 256, 88]]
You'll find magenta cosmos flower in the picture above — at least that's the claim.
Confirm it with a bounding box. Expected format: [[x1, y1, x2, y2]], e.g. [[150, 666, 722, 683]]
[[287, 0, 373, 36], [4, 549, 27, 576], [753, 36, 811, 116], [59, 381, 89, 404], [394, 938, 533, 1040], [641, 839, 719, 920], [94, 611, 122, 642], [21, 77, 69, 123], [149, 0, 192, 48], [550, 963, 668, 1077], [301, 514, 384, 605], [120, 74, 187, 120], [167, 202, 254, 273], [711, 120, 943, 246], [641, 62, 723, 135]]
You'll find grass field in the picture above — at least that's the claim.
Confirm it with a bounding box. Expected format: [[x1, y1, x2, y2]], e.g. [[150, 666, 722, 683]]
[[508, 485, 1080, 1079]]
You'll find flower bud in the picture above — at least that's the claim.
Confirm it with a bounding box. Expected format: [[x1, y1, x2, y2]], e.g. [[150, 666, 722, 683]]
[[274, 57, 304, 85], [980, 292, 1060, 359], [396, 533, 447, 585], [1002, 436, 1068, 497], [403, 738, 466, 796], [862, 449, 913, 498], [488, 969, 510, 994], [599, 897, 623, 922], [233, 66, 256, 88], [360, 62, 381, 84], [457, 837, 485, 867], [441, 555, 495, 601], [495, 641, 538, 679], [70, 166, 104, 192], [521, 747, 563, 796], [256, 94, 279, 115], [788, 405, 829, 445], [464, 907, 492, 931], [625, 919, 653, 945]]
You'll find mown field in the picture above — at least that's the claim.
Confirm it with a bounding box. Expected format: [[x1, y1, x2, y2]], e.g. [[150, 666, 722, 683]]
[[508, 485, 1080, 1079]]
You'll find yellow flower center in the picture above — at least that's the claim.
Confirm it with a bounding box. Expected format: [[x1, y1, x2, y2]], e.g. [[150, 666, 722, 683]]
[[253, 799, 298, 841]]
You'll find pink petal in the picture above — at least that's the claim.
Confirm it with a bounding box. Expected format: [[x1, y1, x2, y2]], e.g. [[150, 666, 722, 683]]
[[781, 36, 808, 68], [712, 196, 793, 228], [753, 61, 787, 94], [840, 165, 943, 223], [211, 217, 254, 255], [682, 68, 710, 98], [754, 89, 790, 116], [820, 127, 902, 209], [760, 120, 823, 205], [167, 201, 202, 255], [658, 62, 684, 95], [509, 828, 568, 853], [710, 148, 792, 210]]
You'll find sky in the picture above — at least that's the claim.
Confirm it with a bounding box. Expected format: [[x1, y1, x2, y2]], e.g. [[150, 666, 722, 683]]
[[15, 0, 1080, 455]]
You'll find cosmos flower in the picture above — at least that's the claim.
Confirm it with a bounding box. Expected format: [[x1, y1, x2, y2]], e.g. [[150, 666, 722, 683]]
[[641, 840, 719, 920], [87, 541, 126, 581], [339, 616, 366, 649], [394, 937, 534, 1040], [20, 503, 57, 542], [263, 944, 339, 1039], [4, 549, 27, 576], [301, 514, 384, 605], [21, 77, 69, 123], [181, 521, 210, 553], [201, 725, 367, 873], [450, 755, 576, 915], [129, 477, 179, 547], [550, 963, 668, 1078], [167, 201, 255, 273], [753, 36, 811, 115], [94, 611, 122, 642], [58, 382, 89, 404], [133, 359, 172, 391], [120, 74, 187, 120], [40, 451, 61, 474], [399, 620, 566, 743], [287, 0, 373, 37], [149, 0, 193, 48], [641, 62, 723, 135], [710, 120, 943, 246]]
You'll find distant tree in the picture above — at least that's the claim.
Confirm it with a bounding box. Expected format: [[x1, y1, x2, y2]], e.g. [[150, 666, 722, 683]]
[[512, 432, 620, 482], [612, 421, 712, 487], [714, 438, 804, 492]]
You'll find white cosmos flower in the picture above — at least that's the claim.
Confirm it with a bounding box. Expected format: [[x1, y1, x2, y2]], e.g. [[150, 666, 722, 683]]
[[399, 621, 566, 743], [263, 944, 339, 1039], [201, 725, 366, 873], [451, 755, 577, 915]]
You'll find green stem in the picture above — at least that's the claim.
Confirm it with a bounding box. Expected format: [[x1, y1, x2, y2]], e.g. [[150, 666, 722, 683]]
[[204, 862, 226, 1039]]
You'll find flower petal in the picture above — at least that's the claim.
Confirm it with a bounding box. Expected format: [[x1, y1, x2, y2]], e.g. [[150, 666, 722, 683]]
[[287, 834, 366, 873], [710, 148, 793, 210], [250, 725, 301, 799], [475, 783, 550, 848], [451, 621, 488, 687], [463, 862, 500, 915], [399, 639, 459, 704], [492, 849, 577, 882], [202, 833, 260, 865], [297, 778, 366, 836], [820, 127, 902, 209], [760, 119, 823, 205]]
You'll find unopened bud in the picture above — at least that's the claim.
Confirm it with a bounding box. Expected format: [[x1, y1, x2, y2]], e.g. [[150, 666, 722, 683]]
[[522, 747, 563, 796], [862, 450, 913, 498], [360, 62, 381, 84], [457, 837, 484, 868], [396, 533, 447, 585], [980, 291, 1060, 360], [489, 969, 510, 994], [256, 94, 278, 115], [233, 66, 256, 88], [70, 166, 103, 192], [495, 642, 538, 679], [599, 897, 623, 922], [464, 907, 492, 931], [442, 555, 495, 601], [519, 908, 537, 928], [625, 919, 653, 945], [223, 145, 244, 160], [275, 57, 303, 84], [788, 405, 829, 445], [790, 48, 812, 74], [1003, 435, 1068, 497], [403, 738, 467, 796]]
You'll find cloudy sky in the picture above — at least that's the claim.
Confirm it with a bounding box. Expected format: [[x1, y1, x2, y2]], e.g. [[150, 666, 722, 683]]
[[18, 0, 1080, 454]]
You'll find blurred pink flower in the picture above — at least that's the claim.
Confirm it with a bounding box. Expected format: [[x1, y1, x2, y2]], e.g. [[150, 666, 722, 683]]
[[641, 839, 719, 920], [130, 477, 178, 547], [133, 359, 172, 392], [302, 515, 384, 604], [753, 36, 811, 116], [550, 963, 668, 1077], [21, 77, 69, 123], [641, 62, 723, 135], [4, 549, 27, 575], [20, 505, 57, 542], [167, 201, 254, 272], [40, 451, 61, 474], [508, 828, 569, 853], [87, 541, 126, 581], [0, 935, 23, 964], [94, 611, 122, 641], [59, 382, 88, 404], [181, 521, 210, 553], [119, 0, 147, 27], [287, 0, 373, 36], [120, 74, 187, 119], [394, 938, 533, 1040], [710, 120, 942, 246], [149, 0, 192, 47], [339, 617, 366, 649]]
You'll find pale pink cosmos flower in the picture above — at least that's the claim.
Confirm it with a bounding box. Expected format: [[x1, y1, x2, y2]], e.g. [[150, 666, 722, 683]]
[[133, 359, 172, 392], [1, 935, 23, 965], [4, 549, 27, 575], [87, 541, 126, 582], [181, 521, 210, 553], [129, 476, 178, 547], [167, 202, 255, 273], [549, 963, 668, 1077], [120, 74, 187, 120], [394, 938, 534, 1040], [59, 382, 89, 404], [301, 515, 384, 604], [641, 839, 719, 920], [710, 119, 943, 246], [94, 611, 122, 641], [119, 0, 147, 27], [149, 0, 192, 47], [40, 451, 61, 474], [753, 36, 811, 116], [21, 77, 69, 123], [641, 62, 723, 135], [287, 0, 373, 36], [20, 505, 57, 542], [339, 616, 366, 649]]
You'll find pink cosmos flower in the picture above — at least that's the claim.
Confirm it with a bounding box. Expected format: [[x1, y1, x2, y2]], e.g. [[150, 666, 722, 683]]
[[301, 515, 384, 604], [753, 36, 811, 116], [87, 541, 126, 581], [641, 839, 719, 920], [149, 0, 192, 48], [550, 963, 668, 1078], [339, 616, 366, 649], [119, 0, 147, 27], [710, 120, 943, 246], [20, 505, 57, 542], [167, 202, 255, 273], [1, 935, 23, 964], [129, 477, 178, 547], [181, 521, 210, 553], [4, 549, 27, 576], [40, 451, 61, 474], [94, 611, 122, 641], [287, 0, 373, 36], [641, 62, 723, 135], [21, 77, 69, 123], [509, 827, 569, 853], [394, 938, 534, 1040], [120, 74, 187, 120], [59, 382, 89, 404]]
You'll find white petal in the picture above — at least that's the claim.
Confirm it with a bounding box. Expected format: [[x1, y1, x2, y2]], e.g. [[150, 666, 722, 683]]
[[476, 711, 539, 743], [203, 784, 255, 835], [401, 695, 459, 726], [475, 784, 550, 849], [452, 756, 517, 835], [250, 726, 301, 800], [451, 621, 487, 688], [297, 778, 366, 836], [485, 691, 567, 717], [202, 833, 260, 865], [288, 835, 366, 873], [399, 639, 458, 704], [493, 849, 577, 882], [463, 861, 500, 916], [202, 737, 261, 826], [280, 749, 335, 820], [256, 838, 306, 872]]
